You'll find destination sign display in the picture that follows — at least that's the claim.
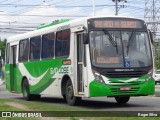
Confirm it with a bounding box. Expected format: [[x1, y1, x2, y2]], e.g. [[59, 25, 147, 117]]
[[88, 18, 145, 29]]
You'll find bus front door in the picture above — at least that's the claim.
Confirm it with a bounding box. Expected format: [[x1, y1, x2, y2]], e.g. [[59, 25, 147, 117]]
[[10, 45, 17, 92], [77, 34, 84, 94]]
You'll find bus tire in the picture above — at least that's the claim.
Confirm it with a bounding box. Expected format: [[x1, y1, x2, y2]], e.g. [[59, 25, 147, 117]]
[[32, 94, 41, 100], [22, 79, 32, 101], [63, 95, 66, 101], [155, 81, 157, 85], [65, 80, 81, 106], [115, 96, 130, 104]]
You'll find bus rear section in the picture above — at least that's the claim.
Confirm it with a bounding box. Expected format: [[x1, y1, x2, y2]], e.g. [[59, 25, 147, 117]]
[[5, 43, 19, 92]]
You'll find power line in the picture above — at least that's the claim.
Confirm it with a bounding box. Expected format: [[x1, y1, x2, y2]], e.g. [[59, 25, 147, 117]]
[[144, 0, 160, 39], [0, 0, 9, 4], [0, 28, 33, 31], [0, 14, 86, 17], [0, 0, 120, 35], [0, 4, 114, 8]]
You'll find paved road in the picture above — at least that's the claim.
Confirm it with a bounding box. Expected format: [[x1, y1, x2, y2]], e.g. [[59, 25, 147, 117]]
[[0, 84, 160, 111], [0, 85, 22, 99], [155, 85, 160, 97]]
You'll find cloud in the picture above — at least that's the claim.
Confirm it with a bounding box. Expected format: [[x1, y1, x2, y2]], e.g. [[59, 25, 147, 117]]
[[0, 3, 82, 38], [95, 8, 115, 16], [94, 8, 133, 17], [0, 11, 10, 25], [19, 3, 81, 24]]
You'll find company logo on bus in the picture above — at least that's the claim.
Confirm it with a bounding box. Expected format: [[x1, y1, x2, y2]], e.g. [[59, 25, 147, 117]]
[[50, 67, 69, 75]]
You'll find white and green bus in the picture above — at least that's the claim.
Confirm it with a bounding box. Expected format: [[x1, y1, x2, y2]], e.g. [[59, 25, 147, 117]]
[[5, 16, 155, 105]]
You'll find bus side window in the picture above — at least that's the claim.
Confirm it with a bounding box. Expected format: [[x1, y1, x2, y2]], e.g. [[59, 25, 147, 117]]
[[30, 36, 41, 61], [42, 33, 55, 59], [55, 29, 70, 57], [19, 39, 29, 62]]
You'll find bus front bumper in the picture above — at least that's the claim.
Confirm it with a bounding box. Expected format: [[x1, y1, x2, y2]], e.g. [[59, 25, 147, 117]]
[[89, 79, 155, 97]]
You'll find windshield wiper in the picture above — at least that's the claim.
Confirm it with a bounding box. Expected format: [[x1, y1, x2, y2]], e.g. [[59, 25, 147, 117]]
[[126, 31, 135, 55], [103, 29, 118, 53]]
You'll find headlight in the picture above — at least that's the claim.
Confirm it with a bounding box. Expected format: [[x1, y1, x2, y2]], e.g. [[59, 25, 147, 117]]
[[93, 70, 105, 84], [95, 75, 105, 83], [146, 69, 153, 81]]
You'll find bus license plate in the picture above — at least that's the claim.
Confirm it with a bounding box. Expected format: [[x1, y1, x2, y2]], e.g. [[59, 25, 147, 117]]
[[120, 86, 131, 91]]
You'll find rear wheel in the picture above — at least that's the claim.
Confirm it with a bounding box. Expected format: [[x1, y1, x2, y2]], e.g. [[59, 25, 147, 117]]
[[115, 96, 130, 104], [22, 79, 41, 101], [22, 79, 32, 101], [65, 80, 81, 106], [32, 94, 41, 100]]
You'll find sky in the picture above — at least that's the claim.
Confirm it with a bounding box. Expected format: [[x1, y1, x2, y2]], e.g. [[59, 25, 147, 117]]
[[0, 0, 158, 39]]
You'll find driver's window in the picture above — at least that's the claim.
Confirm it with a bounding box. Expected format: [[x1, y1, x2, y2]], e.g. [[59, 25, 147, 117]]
[[135, 33, 146, 54]]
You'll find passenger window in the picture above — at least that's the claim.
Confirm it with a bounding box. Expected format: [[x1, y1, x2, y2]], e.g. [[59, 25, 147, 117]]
[[55, 29, 70, 57], [30, 36, 41, 60], [42, 33, 55, 59], [19, 39, 29, 62]]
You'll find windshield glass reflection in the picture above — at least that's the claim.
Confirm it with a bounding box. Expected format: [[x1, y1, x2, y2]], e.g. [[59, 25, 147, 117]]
[[90, 30, 152, 68]]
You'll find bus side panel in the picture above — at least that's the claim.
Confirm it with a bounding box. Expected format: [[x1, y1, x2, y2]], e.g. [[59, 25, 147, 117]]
[[29, 58, 66, 95], [5, 64, 21, 93], [19, 58, 67, 95], [15, 65, 23, 93], [40, 59, 69, 96], [5, 64, 12, 91], [13, 65, 18, 92]]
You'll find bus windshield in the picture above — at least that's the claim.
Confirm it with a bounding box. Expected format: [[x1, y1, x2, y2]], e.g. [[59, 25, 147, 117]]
[[89, 30, 152, 68]]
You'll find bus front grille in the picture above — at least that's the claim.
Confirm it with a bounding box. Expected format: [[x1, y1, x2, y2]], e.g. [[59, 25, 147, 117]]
[[105, 71, 147, 78]]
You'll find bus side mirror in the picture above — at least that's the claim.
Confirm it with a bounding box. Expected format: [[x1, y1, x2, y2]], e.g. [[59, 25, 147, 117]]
[[83, 33, 89, 44], [148, 30, 154, 43]]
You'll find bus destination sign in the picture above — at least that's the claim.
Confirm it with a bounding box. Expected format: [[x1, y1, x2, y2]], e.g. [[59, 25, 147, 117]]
[[89, 18, 145, 29]]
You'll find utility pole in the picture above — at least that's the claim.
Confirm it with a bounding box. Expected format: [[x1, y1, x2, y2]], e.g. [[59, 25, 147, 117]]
[[145, 0, 160, 69], [112, 0, 119, 15], [144, 0, 160, 41], [115, 0, 118, 15], [112, 0, 127, 16]]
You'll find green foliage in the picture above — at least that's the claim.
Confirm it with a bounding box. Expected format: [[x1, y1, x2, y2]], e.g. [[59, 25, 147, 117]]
[[153, 41, 160, 70], [0, 39, 6, 60], [155, 59, 160, 70]]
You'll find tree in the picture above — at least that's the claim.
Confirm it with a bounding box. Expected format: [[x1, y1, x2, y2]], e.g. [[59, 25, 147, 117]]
[[0, 39, 6, 60]]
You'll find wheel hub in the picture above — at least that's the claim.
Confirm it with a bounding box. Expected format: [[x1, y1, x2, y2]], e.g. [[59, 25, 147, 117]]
[[67, 85, 73, 99]]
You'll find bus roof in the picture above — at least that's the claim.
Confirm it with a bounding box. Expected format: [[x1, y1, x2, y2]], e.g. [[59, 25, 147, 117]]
[[7, 16, 145, 43]]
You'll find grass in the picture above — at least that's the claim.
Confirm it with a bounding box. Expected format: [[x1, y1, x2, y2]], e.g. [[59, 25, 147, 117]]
[[0, 99, 23, 111], [0, 99, 160, 119], [0, 99, 88, 111], [70, 117, 160, 120]]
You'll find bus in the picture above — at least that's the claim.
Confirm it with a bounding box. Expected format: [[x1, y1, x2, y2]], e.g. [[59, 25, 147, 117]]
[[5, 16, 155, 105]]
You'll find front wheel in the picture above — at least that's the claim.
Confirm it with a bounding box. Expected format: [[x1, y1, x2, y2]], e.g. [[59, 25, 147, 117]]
[[115, 96, 130, 104], [155, 81, 160, 84], [65, 80, 81, 106]]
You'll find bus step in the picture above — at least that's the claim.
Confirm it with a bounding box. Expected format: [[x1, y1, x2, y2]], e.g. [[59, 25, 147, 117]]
[[78, 92, 84, 95], [11, 91, 16, 93]]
